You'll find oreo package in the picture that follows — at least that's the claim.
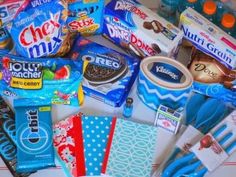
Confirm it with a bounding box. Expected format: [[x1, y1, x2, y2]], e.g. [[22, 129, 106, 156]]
[[68, 36, 140, 107]]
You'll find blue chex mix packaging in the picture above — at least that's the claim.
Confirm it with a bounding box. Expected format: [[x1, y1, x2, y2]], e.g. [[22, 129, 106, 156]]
[[14, 98, 55, 172], [68, 36, 140, 107], [67, 0, 105, 36], [9, 0, 72, 58]]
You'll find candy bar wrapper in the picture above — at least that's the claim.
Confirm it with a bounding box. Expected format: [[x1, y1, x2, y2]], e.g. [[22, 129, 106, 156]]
[[53, 113, 86, 177], [189, 48, 236, 106], [0, 51, 85, 106]]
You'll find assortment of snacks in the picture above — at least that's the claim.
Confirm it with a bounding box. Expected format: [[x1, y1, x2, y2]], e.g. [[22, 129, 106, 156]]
[[0, 0, 235, 177]]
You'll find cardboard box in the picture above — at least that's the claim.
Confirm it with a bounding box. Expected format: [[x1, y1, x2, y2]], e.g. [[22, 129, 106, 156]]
[[180, 8, 236, 70], [102, 0, 183, 59]]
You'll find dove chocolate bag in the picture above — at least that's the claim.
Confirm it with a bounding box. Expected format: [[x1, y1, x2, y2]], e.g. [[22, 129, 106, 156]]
[[189, 48, 236, 106]]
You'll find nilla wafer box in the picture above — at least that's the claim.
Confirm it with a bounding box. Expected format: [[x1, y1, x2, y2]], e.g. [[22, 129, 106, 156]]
[[102, 0, 183, 59]]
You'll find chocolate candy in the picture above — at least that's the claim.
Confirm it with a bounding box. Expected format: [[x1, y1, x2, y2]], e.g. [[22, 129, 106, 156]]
[[189, 48, 236, 86], [120, 41, 146, 58], [151, 43, 161, 54], [143, 20, 164, 33]]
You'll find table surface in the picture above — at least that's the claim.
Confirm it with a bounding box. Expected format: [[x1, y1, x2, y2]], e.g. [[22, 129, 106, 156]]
[[1, 1, 236, 177]]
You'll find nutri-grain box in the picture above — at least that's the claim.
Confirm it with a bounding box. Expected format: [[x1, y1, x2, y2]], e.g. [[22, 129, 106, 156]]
[[102, 0, 183, 59], [180, 8, 236, 70]]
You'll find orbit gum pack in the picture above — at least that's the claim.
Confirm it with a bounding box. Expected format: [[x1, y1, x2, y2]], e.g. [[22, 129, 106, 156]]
[[67, 0, 105, 36], [0, 96, 33, 177], [102, 0, 183, 59], [0, 50, 84, 106], [14, 98, 55, 172], [9, 0, 72, 58]]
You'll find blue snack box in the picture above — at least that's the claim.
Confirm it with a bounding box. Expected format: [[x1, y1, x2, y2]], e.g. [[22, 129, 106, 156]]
[[14, 98, 55, 172], [68, 36, 140, 107], [67, 0, 105, 36]]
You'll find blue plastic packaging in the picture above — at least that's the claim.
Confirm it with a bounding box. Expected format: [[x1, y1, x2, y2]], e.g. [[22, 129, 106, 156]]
[[67, 0, 105, 36], [177, 0, 201, 18], [0, 50, 84, 106], [9, 0, 71, 58], [68, 36, 140, 107], [14, 98, 55, 172], [158, 0, 180, 24]]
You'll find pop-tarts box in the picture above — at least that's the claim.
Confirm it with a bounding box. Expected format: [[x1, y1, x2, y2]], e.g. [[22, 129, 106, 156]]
[[102, 0, 183, 59], [180, 8, 236, 70], [67, 0, 105, 36]]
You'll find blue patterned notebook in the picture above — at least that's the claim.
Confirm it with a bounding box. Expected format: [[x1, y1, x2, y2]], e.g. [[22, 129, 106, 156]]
[[105, 119, 158, 177], [82, 116, 113, 176]]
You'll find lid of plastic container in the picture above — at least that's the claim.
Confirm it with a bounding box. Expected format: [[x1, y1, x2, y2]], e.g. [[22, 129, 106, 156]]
[[221, 13, 236, 29], [203, 1, 217, 15], [221, 0, 229, 2], [188, 0, 197, 3]]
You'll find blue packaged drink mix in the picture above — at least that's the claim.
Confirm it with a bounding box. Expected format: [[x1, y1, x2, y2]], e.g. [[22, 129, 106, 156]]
[[68, 36, 140, 107], [0, 50, 84, 106], [14, 98, 55, 172], [67, 0, 105, 36], [9, 0, 72, 58]]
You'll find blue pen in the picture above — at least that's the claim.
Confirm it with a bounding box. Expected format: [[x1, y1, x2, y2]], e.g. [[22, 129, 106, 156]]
[[187, 141, 236, 177], [161, 124, 227, 177], [172, 132, 233, 177]]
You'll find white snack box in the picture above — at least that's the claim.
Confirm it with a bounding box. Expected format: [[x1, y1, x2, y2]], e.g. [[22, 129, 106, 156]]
[[103, 0, 184, 58], [179, 8, 236, 70]]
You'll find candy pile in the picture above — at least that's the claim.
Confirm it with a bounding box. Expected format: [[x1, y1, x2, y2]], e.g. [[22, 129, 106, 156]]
[[0, 0, 236, 177]]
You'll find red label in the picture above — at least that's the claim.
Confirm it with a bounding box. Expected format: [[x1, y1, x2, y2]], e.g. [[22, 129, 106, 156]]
[[131, 33, 155, 56], [68, 18, 94, 31], [221, 37, 236, 50], [19, 19, 60, 47]]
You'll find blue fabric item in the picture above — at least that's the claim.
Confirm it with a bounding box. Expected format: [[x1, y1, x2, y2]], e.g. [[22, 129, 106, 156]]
[[82, 116, 113, 176]]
